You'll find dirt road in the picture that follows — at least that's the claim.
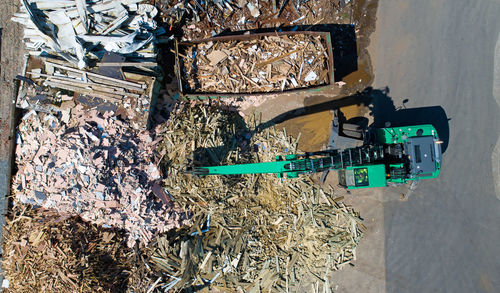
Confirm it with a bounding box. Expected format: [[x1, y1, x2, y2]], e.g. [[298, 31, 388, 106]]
[[373, 1, 500, 292]]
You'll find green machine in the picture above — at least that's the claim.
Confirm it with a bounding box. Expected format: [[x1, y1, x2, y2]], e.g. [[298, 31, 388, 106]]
[[337, 124, 442, 189], [191, 112, 443, 189]]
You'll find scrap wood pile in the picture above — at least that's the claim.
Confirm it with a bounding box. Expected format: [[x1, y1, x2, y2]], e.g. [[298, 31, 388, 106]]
[[17, 56, 156, 129], [12, 106, 187, 248], [12, 0, 162, 129], [1, 204, 152, 293], [12, 0, 160, 68], [147, 103, 364, 291], [180, 34, 329, 93], [157, 0, 350, 40]]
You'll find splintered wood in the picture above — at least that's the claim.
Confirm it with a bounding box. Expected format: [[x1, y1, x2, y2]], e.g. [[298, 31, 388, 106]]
[[158, 0, 353, 41], [180, 34, 330, 94], [151, 103, 364, 291]]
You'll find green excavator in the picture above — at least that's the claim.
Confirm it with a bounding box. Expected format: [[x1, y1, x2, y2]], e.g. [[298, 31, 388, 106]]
[[191, 110, 443, 189]]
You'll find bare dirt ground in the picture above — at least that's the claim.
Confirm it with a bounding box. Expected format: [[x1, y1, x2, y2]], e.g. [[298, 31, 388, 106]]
[[0, 0, 24, 282]]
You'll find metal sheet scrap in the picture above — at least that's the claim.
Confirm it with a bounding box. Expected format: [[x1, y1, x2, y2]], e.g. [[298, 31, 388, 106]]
[[12, 0, 159, 68]]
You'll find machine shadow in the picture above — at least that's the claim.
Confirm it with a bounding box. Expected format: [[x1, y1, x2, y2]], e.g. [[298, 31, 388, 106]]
[[191, 109, 253, 167], [191, 86, 450, 168], [191, 88, 372, 167], [368, 88, 450, 153], [255, 87, 450, 153], [255, 89, 372, 132]]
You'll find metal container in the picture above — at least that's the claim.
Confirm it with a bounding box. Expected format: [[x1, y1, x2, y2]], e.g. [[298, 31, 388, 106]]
[[174, 31, 334, 100]]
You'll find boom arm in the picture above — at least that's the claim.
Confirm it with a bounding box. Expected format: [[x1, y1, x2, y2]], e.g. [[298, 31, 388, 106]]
[[193, 160, 291, 176], [190, 124, 442, 189], [192, 146, 386, 178]]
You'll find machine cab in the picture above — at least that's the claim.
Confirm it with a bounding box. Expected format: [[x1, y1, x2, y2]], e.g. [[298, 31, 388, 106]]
[[338, 165, 388, 189]]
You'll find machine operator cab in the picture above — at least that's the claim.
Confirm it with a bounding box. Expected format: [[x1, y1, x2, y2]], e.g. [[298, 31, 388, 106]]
[[338, 165, 388, 189]]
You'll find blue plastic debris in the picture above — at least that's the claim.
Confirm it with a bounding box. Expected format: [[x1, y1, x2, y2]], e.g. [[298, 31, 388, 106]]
[[190, 214, 211, 236]]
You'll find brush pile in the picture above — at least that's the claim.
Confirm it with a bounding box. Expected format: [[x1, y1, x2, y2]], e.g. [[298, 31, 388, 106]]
[[147, 103, 364, 291]]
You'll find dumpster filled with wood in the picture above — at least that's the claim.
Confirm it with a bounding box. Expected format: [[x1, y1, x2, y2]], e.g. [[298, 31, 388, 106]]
[[175, 31, 334, 99]]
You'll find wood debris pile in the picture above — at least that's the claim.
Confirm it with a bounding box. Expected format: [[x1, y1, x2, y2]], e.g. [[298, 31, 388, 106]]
[[148, 104, 364, 291], [1, 205, 150, 292], [12, 106, 186, 248], [16, 56, 157, 129], [180, 34, 329, 94], [157, 0, 351, 40], [12, 0, 159, 68]]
